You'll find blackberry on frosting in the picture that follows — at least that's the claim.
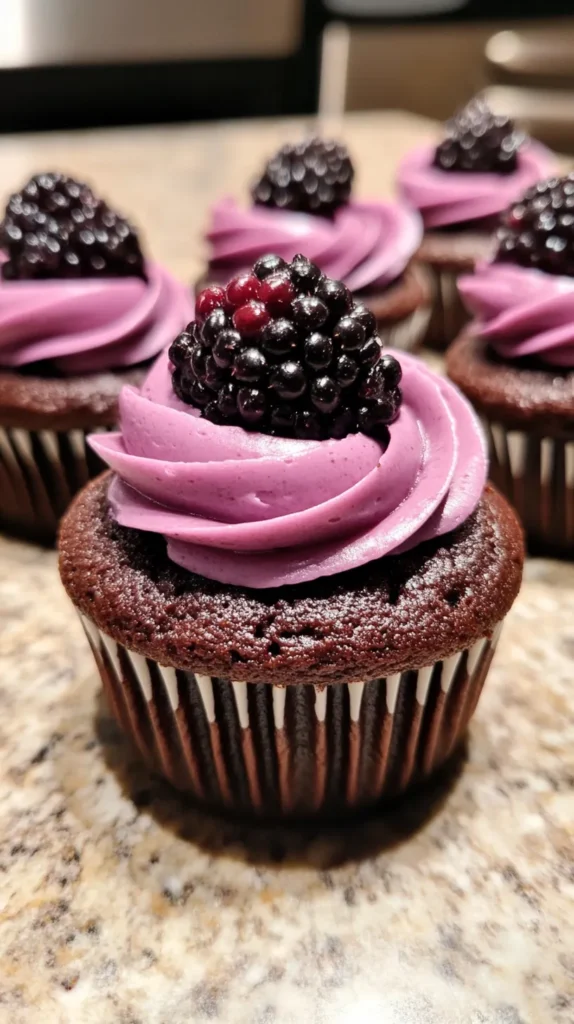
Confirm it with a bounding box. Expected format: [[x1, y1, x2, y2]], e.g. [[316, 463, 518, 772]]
[[433, 98, 524, 175], [496, 174, 574, 277], [251, 138, 354, 217], [1, 172, 145, 280], [170, 254, 402, 440]]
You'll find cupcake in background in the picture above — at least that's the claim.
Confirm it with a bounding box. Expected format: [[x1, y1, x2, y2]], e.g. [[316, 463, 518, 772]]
[[202, 136, 430, 352], [0, 171, 193, 542], [398, 97, 555, 348], [60, 253, 524, 818], [448, 174, 574, 558]]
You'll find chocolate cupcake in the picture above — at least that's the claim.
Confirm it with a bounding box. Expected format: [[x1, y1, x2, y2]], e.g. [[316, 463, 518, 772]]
[[0, 172, 193, 542], [201, 137, 430, 351], [398, 98, 554, 349], [59, 255, 524, 817], [448, 175, 574, 558]]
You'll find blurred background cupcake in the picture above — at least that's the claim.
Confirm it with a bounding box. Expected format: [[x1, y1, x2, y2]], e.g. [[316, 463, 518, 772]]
[[200, 137, 430, 352], [448, 175, 574, 558], [398, 97, 555, 349], [60, 254, 524, 818], [0, 171, 193, 543]]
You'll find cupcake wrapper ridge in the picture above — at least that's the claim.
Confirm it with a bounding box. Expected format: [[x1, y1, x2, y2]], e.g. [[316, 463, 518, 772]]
[[424, 268, 469, 351], [81, 615, 504, 817], [0, 424, 112, 542], [378, 299, 431, 353], [485, 420, 574, 557]]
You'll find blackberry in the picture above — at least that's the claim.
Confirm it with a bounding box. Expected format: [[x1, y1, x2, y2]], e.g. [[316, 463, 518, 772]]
[[496, 174, 574, 277], [316, 278, 353, 319], [168, 330, 194, 370], [251, 138, 354, 217], [253, 253, 288, 280], [433, 98, 524, 175], [1, 172, 145, 280], [170, 256, 402, 441], [213, 329, 241, 368]]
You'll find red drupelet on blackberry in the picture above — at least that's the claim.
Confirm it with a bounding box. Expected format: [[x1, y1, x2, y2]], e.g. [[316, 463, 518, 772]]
[[251, 138, 354, 217], [0, 172, 145, 280], [170, 254, 402, 441], [495, 174, 574, 277], [433, 98, 524, 175]]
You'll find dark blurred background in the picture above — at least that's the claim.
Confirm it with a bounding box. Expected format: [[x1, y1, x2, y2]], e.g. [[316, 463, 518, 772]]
[[1, 0, 574, 148]]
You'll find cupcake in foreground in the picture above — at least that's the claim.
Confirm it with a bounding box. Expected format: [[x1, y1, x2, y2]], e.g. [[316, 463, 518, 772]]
[[398, 98, 554, 348], [59, 255, 524, 817], [448, 175, 574, 558], [0, 171, 193, 542], [202, 136, 430, 351]]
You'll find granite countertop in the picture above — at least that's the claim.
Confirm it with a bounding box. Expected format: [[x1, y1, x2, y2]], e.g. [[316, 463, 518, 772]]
[[0, 113, 573, 1024]]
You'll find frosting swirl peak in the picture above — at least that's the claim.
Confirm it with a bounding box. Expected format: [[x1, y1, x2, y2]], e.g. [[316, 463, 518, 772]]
[[0, 262, 194, 374], [398, 141, 554, 229], [460, 262, 574, 368], [206, 198, 422, 292], [90, 350, 487, 588]]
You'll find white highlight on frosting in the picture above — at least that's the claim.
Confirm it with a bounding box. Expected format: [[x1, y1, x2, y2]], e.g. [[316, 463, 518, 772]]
[[314, 687, 328, 722], [348, 682, 365, 722], [415, 665, 434, 706], [232, 681, 249, 729], [272, 686, 286, 730], [126, 649, 152, 701], [158, 664, 179, 710], [385, 673, 401, 714], [194, 674, 215, 723]]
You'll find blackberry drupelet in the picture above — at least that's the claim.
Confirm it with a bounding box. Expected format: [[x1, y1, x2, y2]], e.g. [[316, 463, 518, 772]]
[[433, 98, 524, 175], [251, 138, 354, 217], [171, 253, 402, 441], [1, 172, 145, 280], [496, 174, 574, 277]]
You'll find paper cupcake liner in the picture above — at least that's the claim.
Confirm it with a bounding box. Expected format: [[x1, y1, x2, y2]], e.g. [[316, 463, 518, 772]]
[[484, 420, 574, 557], [81, 615, 503, 817], [424, 268, 470, 351], [378, 299, 431, 353], [0, 424, 112, 542]]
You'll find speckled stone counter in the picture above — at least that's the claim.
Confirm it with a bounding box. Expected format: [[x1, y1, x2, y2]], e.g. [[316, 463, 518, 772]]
[[0, 113, 573, 1024]]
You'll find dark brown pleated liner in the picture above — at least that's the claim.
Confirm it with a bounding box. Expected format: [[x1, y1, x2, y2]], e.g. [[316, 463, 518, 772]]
[[424, 268, 470, 350], [82, 615, 503, 817], [0, 425, 111, 542], [484, 420, 574, 558], [376, 301, 431, 353]]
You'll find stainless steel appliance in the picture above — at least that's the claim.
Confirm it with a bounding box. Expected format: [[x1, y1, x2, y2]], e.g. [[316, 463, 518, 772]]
[[0, 0, 313, 130], [0, 0, 302, 66]]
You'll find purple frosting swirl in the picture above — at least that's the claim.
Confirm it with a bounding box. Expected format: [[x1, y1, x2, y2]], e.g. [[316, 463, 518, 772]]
[[0, 262, 194, 374], [397, 141, 554, 229], [460, 262, 574, 368], [89, 350, 487, 589], [206, 198, 422, 291]]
